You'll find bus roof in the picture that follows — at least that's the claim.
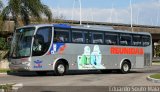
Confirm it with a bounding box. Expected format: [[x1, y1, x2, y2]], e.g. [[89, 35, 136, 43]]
[[18, 24, 151, 35]]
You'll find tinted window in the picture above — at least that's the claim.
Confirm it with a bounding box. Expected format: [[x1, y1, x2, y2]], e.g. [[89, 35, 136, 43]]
[[54, 28, 70, 43], [132, 35, 142, 46], [32, 27, 52, 56], [84, 31, 89, 43], [72, 30, 84, 43], [92, 32, 104, 44], [105, 33, 118, 45], [142, 35, 150, 46], [120, 34, 132, 46]]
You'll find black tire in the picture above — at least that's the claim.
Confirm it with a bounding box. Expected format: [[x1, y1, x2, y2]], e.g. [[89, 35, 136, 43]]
[[120, 61, 131, 74], [101, 70, 112, 74], [36, 71, 47, 76], [54, 61, 67, 76]]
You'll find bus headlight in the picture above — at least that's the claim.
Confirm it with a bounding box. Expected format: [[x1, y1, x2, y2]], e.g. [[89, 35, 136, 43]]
[[22, 62, 30, 66]]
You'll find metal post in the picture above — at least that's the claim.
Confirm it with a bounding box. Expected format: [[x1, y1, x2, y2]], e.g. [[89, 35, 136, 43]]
[[130, 0, 133, 32], [71, 0, 76, 21], [79, 0, 82, 25]]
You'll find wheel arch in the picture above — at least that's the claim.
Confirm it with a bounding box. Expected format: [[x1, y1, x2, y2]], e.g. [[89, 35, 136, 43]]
[[53, 58, 69, 70], [120, 58, 131, 69]]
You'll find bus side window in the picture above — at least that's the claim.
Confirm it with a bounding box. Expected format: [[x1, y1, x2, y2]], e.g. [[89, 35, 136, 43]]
[[142, 36, 150, 46], [72, 30, 84, 43], [84, 31, 89, 44], [92, 32, 104, 44], [120, 34, 132, 46], [105, 33, 118, 45], [132, 35, 142, 46], [54, 28, 70, 43]]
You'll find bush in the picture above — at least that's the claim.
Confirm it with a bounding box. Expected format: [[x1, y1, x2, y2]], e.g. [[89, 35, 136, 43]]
[[0, 37, 9, 50], [0, 37, 10, 60], [0, 69, 10, 73], [0, 84, 13, 92]]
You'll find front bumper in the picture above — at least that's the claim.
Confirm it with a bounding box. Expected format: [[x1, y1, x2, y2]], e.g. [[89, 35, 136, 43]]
[[9, 64, 30, 71]]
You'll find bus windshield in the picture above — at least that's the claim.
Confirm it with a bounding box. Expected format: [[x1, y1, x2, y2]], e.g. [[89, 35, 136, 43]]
[[10, 27, 35, 58]]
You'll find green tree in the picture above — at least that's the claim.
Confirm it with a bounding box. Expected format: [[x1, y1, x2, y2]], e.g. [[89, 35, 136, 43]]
[[0, 37, 9, 60], [1, 0, 52, 28], [0, 0, 2, 9], [0, 0, 3, 30], [0, 37, 9, 50]]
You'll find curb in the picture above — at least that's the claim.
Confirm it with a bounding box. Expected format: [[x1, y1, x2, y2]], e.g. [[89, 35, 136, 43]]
[[152, 63, 160, 65], [147, 76, 160, 83], [0, 73, 7, 75], [12, 83, 23, 92]]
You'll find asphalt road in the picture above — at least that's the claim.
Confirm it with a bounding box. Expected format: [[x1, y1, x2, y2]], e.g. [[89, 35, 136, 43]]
[[0, 65, 160, 92], [0, 65, 160, 86]]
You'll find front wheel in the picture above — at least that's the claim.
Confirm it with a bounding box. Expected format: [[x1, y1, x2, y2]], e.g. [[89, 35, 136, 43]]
[[54, 62, 67, 76], [120, 61, 130, 74]]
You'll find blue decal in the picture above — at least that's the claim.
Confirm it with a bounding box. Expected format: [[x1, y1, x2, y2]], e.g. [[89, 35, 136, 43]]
[[33, 60, 42, 68], [53, 24, 71, 28], [49, 43, 65, 54], [55, 43, 65, 51], [48, 44, 55, 55]]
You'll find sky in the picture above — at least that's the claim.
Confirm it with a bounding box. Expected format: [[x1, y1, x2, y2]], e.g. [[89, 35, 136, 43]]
[[3, 0, 160, 26]]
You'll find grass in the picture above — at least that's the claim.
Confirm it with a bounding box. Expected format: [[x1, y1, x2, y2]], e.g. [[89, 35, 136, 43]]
[[0, 69, 10, 73], [152, 61, 160, 65], [152, 61, 160, 63], [0, 84, 14, 92], [0, 69, 16, 73], [150, 74, 160, 79]]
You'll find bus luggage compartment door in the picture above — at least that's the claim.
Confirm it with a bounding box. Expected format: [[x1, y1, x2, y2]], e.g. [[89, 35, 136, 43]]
[[135, 56, 144, 68]]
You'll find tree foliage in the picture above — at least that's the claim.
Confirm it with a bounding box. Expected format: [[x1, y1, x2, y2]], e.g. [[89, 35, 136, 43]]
[[0, 37, 9, 60], [0, 0, 2, 9], [1, 0, 52, 28], [0, 37, 9, 50]]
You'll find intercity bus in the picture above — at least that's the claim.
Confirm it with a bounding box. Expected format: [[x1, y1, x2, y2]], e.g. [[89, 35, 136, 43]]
[[9, 24, 152, 76]]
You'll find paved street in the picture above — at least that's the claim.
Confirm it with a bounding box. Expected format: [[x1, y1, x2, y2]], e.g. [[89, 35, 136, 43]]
[[0, 65, 160, 86]]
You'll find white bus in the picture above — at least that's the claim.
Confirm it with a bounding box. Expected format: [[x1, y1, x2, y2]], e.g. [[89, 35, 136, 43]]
[[9, 24, 152, 76]]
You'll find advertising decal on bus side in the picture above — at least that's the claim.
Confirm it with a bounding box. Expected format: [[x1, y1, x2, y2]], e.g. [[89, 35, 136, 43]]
[[110, 47, 144, 55], [48, 43, 67, 55], [77, 45, 105, 69]]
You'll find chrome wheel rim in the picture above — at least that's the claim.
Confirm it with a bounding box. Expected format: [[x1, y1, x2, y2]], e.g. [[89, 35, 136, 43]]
[[123, 64, 129, 72], [57, 64, 65, 74]]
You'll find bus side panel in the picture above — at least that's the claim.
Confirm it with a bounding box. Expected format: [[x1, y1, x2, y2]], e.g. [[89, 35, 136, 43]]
[[102, 55, 118, 69], [103, 46, 146, 69], [103, 55, 136, 69], [50, 43, 151, 70], [53, 44, 108, 70], [135, 56, 144, 68], [30, 55, 54, 71], [144, 46, 152, 66], [52, 44, 85, 70]]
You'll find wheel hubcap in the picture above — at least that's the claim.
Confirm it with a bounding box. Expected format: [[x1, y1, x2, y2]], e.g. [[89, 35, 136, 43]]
[[57, 64, 65, 74], [123, 64, 129, 72]]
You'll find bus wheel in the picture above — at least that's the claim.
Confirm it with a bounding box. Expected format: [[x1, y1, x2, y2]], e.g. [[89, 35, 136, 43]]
[[36, 71, 47, 76], [120, 61, 130, 74], [54, 61, 67, 76]]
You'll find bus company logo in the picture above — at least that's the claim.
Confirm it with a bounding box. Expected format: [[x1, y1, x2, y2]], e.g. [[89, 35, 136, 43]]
[[110, 47, 144, 55], [33, 60, 42, 68]]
